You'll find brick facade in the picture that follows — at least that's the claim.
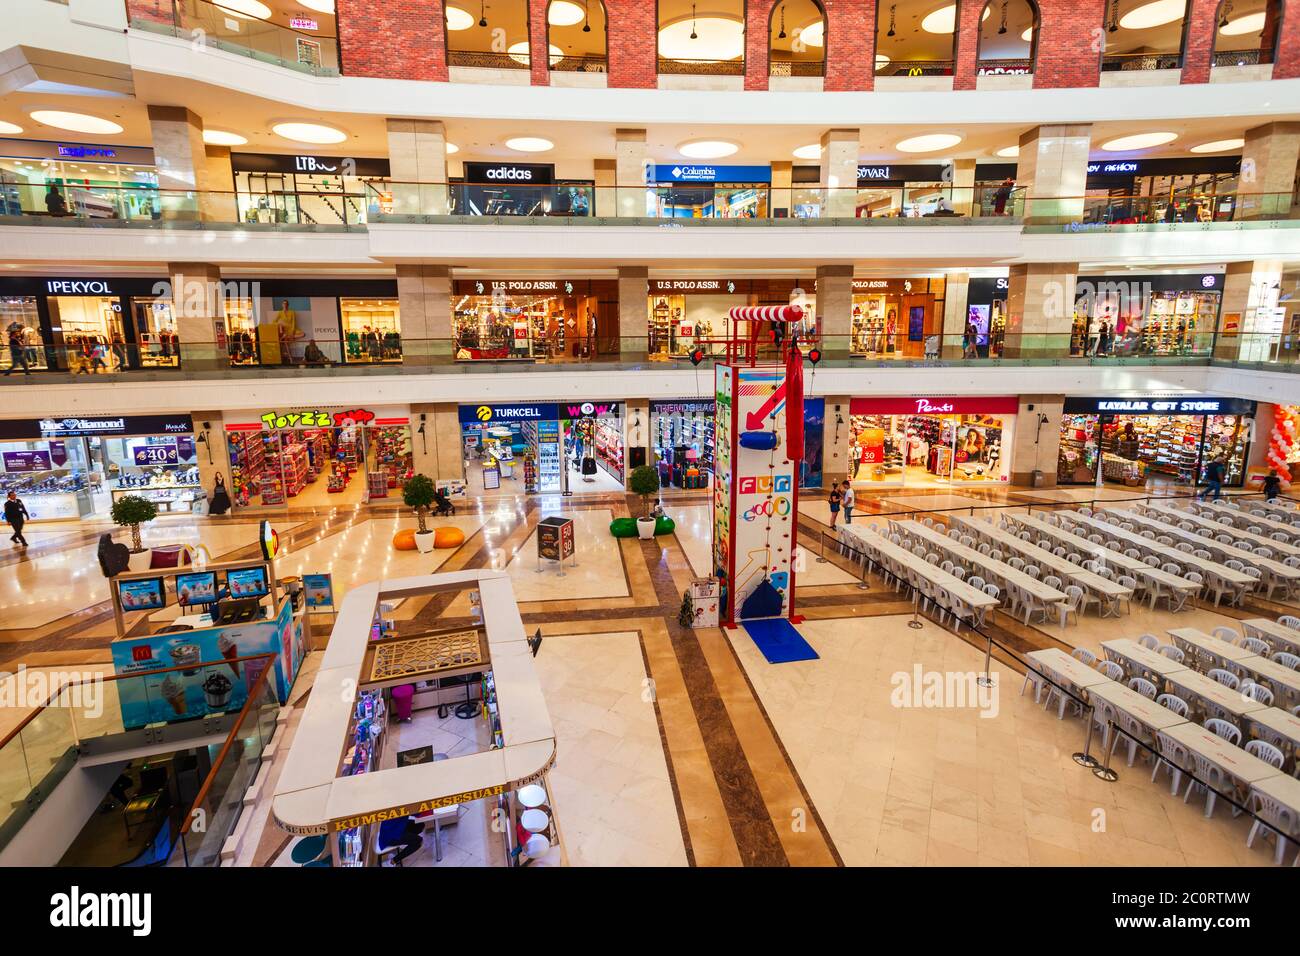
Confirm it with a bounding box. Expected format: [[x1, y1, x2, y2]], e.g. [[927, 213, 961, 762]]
[[823, 0, 874, 91], [336, 0, 447, 81], [745, 0, 773, 91], [1270, 1, 1299, 78], [1180, 0, 1219, 83], [529, 0, 550, 86], [124, 0, 174, 25], [952, 0, 985, 91], [1032, 0, 1105, 88], [605, 0, 657, 88]]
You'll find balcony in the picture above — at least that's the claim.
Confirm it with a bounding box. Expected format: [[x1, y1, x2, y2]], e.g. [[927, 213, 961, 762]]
[[1100, 51, 1183, 72], [657, 57, 745, 75]]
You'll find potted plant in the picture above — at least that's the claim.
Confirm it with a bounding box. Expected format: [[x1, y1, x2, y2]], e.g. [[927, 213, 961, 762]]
[[629, 465, 661, 539], [111, 494, 159, 571], [402, 474, 438, 552]]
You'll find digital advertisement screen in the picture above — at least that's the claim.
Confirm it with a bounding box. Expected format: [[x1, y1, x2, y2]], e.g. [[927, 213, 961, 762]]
[[118, 578, 166, 611], [175, 571, 218, 606], [226, 566, 269, 598]]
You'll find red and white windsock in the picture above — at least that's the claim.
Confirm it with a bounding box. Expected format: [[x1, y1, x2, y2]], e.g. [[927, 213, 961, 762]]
[[1267, 404, 1297, 488], [728, 304, 805, 322]]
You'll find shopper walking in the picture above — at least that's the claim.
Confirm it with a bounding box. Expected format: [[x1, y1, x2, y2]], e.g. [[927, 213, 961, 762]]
[[3, 320, 29, 375], [1200, 457, 1227, 502], [841, 480, 855, 525], [828, 483, 843, 530], [4, 491, 29, 547], [1261, 470, 1282, 502]]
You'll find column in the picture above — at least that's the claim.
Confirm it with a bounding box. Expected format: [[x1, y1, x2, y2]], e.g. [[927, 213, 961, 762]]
[[386, 119, 450, 215], [1004, 263, 1078, 358], [624, 400, 650, 485], [1008, 396, 1065, 488], [819, 129, 859, 218], [1239, 122, 1300, 219], [815, 265, 853, 357], [395, 265, 453, 365], [167, 262, 223, 371], [527, 0, 551, 86], [594, 159, 616, 217], [410, 403, 463, 483], [148, 105, 222, 221], [1215, 260, 1285, 361], [618, 266, 648, 360], [940, 271, 969, 358], [615, 128, 649, 217], [950, 158, 976, 216], [770, 160, 793, 217], [822, 396, 853, 488], [202, 145, 236, 222], [188, 412, 228, 507], [1016, 124, 1091, 224]]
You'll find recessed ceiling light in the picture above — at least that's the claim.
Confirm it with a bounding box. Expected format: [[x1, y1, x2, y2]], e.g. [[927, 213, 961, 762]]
[[895, 133, 963, 153], [1220, 11, 1266, 35], [203, 129, 247, 146], [506, 136, 553, 152], [29, 110, 123, 135], [679, 139, 739, 159], [445, 5, 474, 30], [298, 0, 335, 12], [0, 121, 22, 135], [922, 4, 989, 34], [1190, 138, 1245, 154], [548, 1, 585, 26], [799, 20, 824, 47], [1100, 131, 1177, 151], [446, 142, 460, 154], [215, 0, 271, 20], [1021, 27, 1034, 41], [272, 121, 347, 144], [793, 144, 821, 160], [507, 41, 564, 65], [996, 145, 1019, 158], [659, 16, 744, 61], [1119, 0, 1185, 29]]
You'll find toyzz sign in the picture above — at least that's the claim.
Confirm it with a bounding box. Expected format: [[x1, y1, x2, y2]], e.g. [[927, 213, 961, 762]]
[[259, 408, 376, 429]]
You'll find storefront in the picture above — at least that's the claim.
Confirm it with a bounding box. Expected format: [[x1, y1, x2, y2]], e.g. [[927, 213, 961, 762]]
[[452, 279, 615, 362], [1056, 396, 1256, 488], [651, 399, 715, 490], [230, 152, 390, 225], [223, 406, 412, 509], [1082, 156, 1242, 224], [650, 165, 771, 219], [1072, 272, 1222, 357], [647, 278, 815, 360], [0, 413, 198, 520], [458, 400, 625, 495], [850, 278, 945, 359], [0, 140, 158, 220], [848, 396, 1016, 488], [964, 277, 1009, 358], [790, 163, 1017, 218], [451, 162, 593, 218]]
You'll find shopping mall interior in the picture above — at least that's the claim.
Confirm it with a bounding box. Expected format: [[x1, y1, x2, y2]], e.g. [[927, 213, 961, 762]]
[[1, 0, 1300, 907]]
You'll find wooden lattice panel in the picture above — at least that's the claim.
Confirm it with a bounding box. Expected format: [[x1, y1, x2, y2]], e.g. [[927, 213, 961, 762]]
[[369, 629, 483, 681]]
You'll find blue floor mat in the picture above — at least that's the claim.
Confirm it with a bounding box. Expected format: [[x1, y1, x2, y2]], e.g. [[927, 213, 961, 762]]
[[742, 618, 819, 664]]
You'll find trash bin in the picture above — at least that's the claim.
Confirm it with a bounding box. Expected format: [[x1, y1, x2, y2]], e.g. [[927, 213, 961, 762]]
[[1032, 469, 1045, 488]]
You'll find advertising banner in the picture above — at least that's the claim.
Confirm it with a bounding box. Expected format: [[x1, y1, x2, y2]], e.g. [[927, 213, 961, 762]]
[[302, 573, 335, 609], [2, 450, 51, 472], [133, 441, 178, 466]]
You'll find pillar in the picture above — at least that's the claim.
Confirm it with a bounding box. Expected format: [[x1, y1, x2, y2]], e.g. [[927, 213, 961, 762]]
[[743, 0, 769, 90], [167, 262, 223, 371], [1239, 122, 1300, 219], [1215, 260, 1285, 361], [594, 159, 616, 217], [1016, 124, 1091, 224], [618, 266, 648, 360], [1009, 396, 1065, 488], [770, 160, 792, 217], [816, 265, 853, 357], [189, 411, 229, 507], [940, 271, 970, 358], [950, 158, 976, 216], [819, 129, 859, 218], [823, 396, 853, 488], [527, 0, 551, 86], [1004, 263, 1078, 358], [615, 129, 649, 218], [148, 105, 222, 221], [395, 265, 453, 365], [624, 400, 650, 487], [410, 403, 463, 484], [386, 119, 449, 215], [202, 145, 236, 222]]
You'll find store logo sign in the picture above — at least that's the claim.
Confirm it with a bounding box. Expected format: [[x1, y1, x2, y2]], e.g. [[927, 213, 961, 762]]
[[294, 156, 337, 173], [857, 166, 892, 180], [564, 402, 615, 418], [290, 16, 317, 29], [914, 399, 955, 414], [484, 166, 533, 180], [1201, 275, 1217, 288], [56, 145, 116, 159], [741, 496, 791, 521], [996, 278, 1008, 290], [39, 416, 125, 434], [1086, 161, 1139, 175], [738, 475, 792, 495], [1096, 399, 1224, 413], [259, 408, 376, 429], [46, 280, 112, 295]]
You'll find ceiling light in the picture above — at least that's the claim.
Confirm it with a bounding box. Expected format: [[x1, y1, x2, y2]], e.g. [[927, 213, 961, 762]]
[[445, 142, 460, 154], [679, 139, 739, 159], [507, 41, 564, 65], [1021, 27, 1034, 41], [922, 3, 989, 34], [1100, 131, 1177, 151], [1190, 138, 1245, 153], [548, 1, 585, 26], [298, 0, 335, 12], [506, 136, 553, 152], [876, 53, 890, 66], [799, 20, 825, 47], [996, 145, 1019, 158], [445, 5, 474, 30], [215, 0, 271, 20], [0, 121, 22, 135], [793, 144, 821, 160], [658, 16, 744, 60], [1119, 0, 1185, 29], [895, 133, 962, 153], [1220, 11, 1266, 35], [203, 129, 247, 146], [272, 121, 347, 144], [29, 110, 123, 135]]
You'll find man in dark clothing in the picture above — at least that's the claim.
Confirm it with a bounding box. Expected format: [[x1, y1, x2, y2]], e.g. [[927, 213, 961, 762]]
[[1261, 470, 1283, 502], [45, 185, 67, 216], [377, 815, 424, 866], [4, 491, 29, 547], [1199, 458, 1227, 502], [3, 321, 29, 375]]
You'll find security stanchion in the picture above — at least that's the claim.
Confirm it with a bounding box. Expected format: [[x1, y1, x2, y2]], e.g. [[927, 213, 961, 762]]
[[1071, 703, 1102, 769], [977, 632, 995, 687], [816, 530, 829, 563], [1092, 720, 1120, 781]]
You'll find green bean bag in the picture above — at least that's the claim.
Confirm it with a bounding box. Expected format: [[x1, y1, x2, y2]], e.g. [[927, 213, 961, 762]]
[[654, 515, 676, 535], [609, 517, 638, 537]]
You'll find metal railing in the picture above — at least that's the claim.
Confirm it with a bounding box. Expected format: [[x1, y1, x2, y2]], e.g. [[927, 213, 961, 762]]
[[447, 50, 530, 70], [769, 59, 825, 77], [1212, 48, 1266, 67], [876, 59, 956, 77], [1100, 51, 1183, 72], [658, 56, 745, 75], [976, 58, 1033, 76], [550, 54, 608, 73]]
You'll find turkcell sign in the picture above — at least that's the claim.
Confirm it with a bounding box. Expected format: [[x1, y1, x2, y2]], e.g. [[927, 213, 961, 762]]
[[459, 403, 558, 423]]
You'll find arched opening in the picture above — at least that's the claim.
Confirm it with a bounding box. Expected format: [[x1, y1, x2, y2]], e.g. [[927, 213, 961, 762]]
[[875, 1, 961, 77], [1099, 0, 1190, 73], [444, 1, 533, 70], [1212, 0, 1284, 67], [769, 0, 826, 77], [547, 0, 608, 72], [657, 0, 747, 74], [976, 0, 1039, 76]]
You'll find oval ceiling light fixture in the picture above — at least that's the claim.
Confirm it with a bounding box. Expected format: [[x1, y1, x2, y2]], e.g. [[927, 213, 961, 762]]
[[298, 0, 335, 12], [922, 3, 989, 34], [1021, 27, 1034, 41], [548, 0, 585, 26], [445, 142, 460, 154], [678, 139, 739, 159], [996, 145, 1019, 158], [445, 5, 474, 29], [658, 16, 744, 61], [792, 144, 821, 160], [1100, 131, 1177, 151], [799, 19, 825, 46], [1190, 137, 1245, 153], [29, 110, 123, 135], [895, 133, 963, 153], [1119, 0, 1186, 29], [1220, 11, 1266, 34], [0, 120, 23, 135], [203, 129, 248, 146], [272, 121, 347, 144], [506, 136, 554, 152], [214, 0, 272, 20], [507, 41, 564, 65], [876, 53, 891, 66]]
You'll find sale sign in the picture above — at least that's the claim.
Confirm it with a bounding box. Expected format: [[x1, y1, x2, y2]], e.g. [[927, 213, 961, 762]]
[[2, 450, 51, 472], [133, 442, 178, 466]]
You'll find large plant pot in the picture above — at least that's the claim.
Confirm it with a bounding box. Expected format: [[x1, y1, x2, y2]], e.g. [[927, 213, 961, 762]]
[[414, 530, 436, 553], [127, 549, 152, 572], [636, 517, 656, 540]]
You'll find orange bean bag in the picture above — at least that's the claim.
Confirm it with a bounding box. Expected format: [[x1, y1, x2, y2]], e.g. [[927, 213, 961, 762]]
[[434, 526, 465, 549], [393, 528, 418, 551]]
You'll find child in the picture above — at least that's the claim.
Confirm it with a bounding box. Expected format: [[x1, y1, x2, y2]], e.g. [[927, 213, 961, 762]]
[[828, 484, 842, 530]]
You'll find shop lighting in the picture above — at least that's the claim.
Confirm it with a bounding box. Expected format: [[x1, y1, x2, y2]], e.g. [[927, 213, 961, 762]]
[[505, 136, 554, 152], [1119, 0, 1186, 30], [1221, 11, 1266, 34], [203, 129, 248, 146], [29, 110, 123, 135], [0, 120, 23, 135], [679, 139, 739, 158], [1100, 131, 1177, 151], [445, 5, 474, 30], [1189, 138, 1244, 153], [895, 133, 963, 153], [272, 121, 347, 145]]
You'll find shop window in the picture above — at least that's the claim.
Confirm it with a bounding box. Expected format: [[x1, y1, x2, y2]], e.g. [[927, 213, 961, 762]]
[[223, 298, 260, 367], [0, 296, 48, 372], [849, 408, 1012, 487], [976, 0, 1038, 75], [49, 295, 128, 374], [1212, 0, 1282, 67], [875, 0, 960, 76], [769, 0, 826, 77], [1099, 0, 1189, 72], [850, 279, 943, 359], [1072, 280, 1217, 358], [1057, 410, 1253, 487], [131, 297, 181, 369], [445, 0, 533, 70], [0, 156, 159, 220], [657, 0, 746, 75], [340, 299, 402, 365], [548, 0, 608, 71], [454, 286, 600, 362]]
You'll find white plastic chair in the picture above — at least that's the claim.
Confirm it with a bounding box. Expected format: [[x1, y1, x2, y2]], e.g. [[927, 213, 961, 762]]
[[1128, 677, 1157, 700], [1158, 644, 1186, 664], [1279, 615, 1300, 630], [1271, 651, 1300, 670], [1058, 585, 1084, 627], [1240, 637, 1270, 656], [1246, 789, 1298, 866], [1211, 626, 1239, 644], [1098, 660, 1124, 681], [1137, 633, 1160, 650], [1204, 717, 1242, 745], [1239, 681, 1274, 706], [1207, 668, 1239, 690], [1244, 739, 1284, 769], [1152, 731, 1190, 795], [1156, 693, 1189, 717]]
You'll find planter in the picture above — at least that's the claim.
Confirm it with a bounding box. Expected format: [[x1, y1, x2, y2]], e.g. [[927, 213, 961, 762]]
[[127, 549, 152, 572], [636, 516, 656, 540], [414, 530, 436, 553]]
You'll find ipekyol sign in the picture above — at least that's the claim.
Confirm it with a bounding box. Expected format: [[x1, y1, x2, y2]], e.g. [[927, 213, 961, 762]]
[[1062, 397, 1257, 416], [459, 403, 558, 424], [46, 279, 113, 295], [653, 164, 772, 184]]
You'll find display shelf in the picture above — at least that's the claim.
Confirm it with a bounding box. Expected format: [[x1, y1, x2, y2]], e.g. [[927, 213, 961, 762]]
[[593, 420, 624, 481]]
